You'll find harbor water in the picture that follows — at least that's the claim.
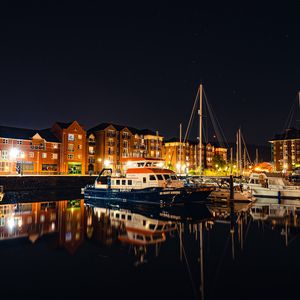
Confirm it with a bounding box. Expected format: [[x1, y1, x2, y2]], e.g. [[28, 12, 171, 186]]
[[0, 191, 299, 300]]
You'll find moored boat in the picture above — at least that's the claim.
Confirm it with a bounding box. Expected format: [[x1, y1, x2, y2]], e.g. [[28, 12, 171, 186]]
[[83, 160, 213, 205], [245, 172, 300, 199]]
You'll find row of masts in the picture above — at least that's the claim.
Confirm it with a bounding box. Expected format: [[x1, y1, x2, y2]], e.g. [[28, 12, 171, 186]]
[[178, 84, 259, 176]]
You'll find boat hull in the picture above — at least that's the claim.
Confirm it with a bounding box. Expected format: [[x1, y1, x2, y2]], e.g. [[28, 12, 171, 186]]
[[252, 187, 300, 199], [84, 186, 212, 205]]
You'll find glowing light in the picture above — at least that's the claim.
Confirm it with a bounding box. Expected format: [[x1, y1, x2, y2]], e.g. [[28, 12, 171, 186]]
[[17, 219, 22, 227], [104, 160, 111, 167], [7, 218, 15, 229], [9, 148, 19, 159], [157, 162, 164, 168]]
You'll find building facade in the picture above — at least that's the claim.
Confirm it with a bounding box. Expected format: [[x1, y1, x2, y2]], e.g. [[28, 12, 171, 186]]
[[164, 138, 228, 173], [87, 123, 163, 173], [270, 128, 300, 172], [0, 126, 60, 175], [51, 121, 86, 175]]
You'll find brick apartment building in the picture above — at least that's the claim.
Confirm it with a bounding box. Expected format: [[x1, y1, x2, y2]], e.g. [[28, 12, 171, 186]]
[[51, 121, 86, 174], [270, 128, 300, 172], [87, 123, 163, 173], [0, 125, 60, 175], [0, 121, 86, 175], [164, 138, 228, 173]]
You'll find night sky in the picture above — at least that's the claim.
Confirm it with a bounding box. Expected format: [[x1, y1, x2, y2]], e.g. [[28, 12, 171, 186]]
[[0, 1, 299, 145]]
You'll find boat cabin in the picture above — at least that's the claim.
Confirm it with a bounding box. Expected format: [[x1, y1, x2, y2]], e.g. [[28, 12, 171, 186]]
[[94, 161, 184, 190]]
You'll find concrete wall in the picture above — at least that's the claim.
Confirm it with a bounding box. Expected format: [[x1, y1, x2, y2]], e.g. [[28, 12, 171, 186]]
[[0, 175, 97, 192]]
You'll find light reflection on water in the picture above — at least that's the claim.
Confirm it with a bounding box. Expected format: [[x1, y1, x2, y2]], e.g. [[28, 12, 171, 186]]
[[0, 196, 300, 300]]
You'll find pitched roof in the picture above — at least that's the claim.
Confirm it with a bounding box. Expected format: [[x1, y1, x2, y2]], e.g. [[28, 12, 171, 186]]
[[55, 121, 73, 129], [0, 125, 60, 142], [88, 122, 160, 136], [271, 128, 300, 141]]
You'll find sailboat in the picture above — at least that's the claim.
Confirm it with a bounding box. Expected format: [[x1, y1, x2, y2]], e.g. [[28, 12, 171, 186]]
[[184, 84, 255, 202]]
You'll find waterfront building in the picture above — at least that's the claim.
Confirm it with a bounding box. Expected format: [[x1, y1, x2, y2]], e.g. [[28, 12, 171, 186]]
[[87, 123, 163, 173], [270, 128, 300, 172], [0, 125, 60, 175], [164, 138, 227, 173], [51, 121, 87, 175]]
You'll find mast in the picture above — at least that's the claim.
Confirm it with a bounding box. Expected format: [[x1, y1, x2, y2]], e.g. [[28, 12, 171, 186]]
[[239, 128, 242, 175], [236, 131, 239, 175], [199, 84, 203, 176], [179, 123, 182, 173]]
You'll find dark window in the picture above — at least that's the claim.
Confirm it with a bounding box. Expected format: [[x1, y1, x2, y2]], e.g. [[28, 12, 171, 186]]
[[157, 225, 163, 230], [163, 174, 170, 180], [143, 177, 146, 183], [143, 220, 146, 226], [122, 180, 126, 185], [116, 180, 120, 185], [149, 175, 156, 180], [136, 235, 144, 240], [116, 213, 120, 218], [156, 174, 163, 180], [121, 214, 126, 220], [149, 224, 155, 230], [171, 175, 177, 180], [128, 180, 132, 185], [127, 215, 132, 221]]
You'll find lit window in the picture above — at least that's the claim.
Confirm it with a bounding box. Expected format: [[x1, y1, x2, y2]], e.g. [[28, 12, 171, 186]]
[[78, 134, 82, 140], [68, 134, 74, 141], [29, 152, 34, 158], [52, 153, 58, 159], [42, 153, 47, 158]]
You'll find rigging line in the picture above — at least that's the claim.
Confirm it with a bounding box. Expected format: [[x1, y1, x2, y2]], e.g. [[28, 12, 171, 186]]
[[285, 232, 300, 246], [176, 225, 199, 300], [184, 88, 200, 143], [203, 88, 228, 148], [283, 96, 297, 131], [244, 216, 252, 244], [240, 131, 252, 164]]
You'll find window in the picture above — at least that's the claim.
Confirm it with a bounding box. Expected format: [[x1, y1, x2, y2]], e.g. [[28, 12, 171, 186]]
[[156, 174, 163, 180], [78, 154, 82, 159], [127, 215, 132, 221], [116, 180, 120, 185], [52, 153, 58, 159], [67, 154, 74, 159], [68, 144, 74, 152], [149, 175, 156, 180], [1, 150, 8, 160], [53, 143, 58, 149], [143, 177, 146, 183], [68, 134, 74, 141], [78, 134, 82, 140], [2, 139, 8, 144], [128, 180, 132, 185], [163, 174, 170, 180], [78, 144, 82, 150], [29, 152, 34, 158], [17, 140, 23, 145], [42, 153, 47, 158], [116, 213, 120, 219], [122, 180, 126, 185], [121, 214, 126, 220]]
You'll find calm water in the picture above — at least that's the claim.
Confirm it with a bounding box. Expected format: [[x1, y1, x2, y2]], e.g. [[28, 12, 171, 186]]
[[0, 193, 299, 300]]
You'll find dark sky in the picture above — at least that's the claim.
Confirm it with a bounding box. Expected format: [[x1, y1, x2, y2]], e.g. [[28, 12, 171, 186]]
[[0, 1, 299, 144]]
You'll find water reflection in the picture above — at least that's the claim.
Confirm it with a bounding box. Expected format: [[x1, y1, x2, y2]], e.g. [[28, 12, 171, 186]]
[[0, 199, 85, 253], [0, 197, 300, 299]]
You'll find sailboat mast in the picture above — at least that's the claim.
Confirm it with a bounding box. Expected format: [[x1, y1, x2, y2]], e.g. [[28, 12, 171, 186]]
[[239, 128, 242, 175], [236, 130, 239, 175], [179, 123, 182, 172], [199, 84, 203, 176]]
